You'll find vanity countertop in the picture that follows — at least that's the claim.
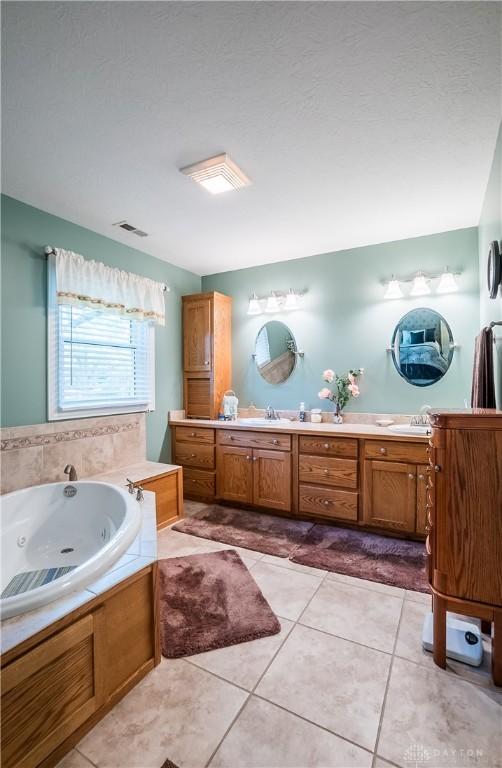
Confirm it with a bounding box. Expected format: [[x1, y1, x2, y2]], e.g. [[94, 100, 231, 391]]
[[1, 463, 161, 655], [168, 417, 430, 442]]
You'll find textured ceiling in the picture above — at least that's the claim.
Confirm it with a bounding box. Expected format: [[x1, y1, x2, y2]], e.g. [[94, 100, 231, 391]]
[[2, 1, 501, 276]]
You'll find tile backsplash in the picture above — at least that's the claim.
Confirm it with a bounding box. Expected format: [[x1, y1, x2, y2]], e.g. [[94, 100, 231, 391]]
[[0, 413, 146, 494]]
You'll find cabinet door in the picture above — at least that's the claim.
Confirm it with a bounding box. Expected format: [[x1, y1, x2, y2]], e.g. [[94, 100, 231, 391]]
[[415, 464, 429, 535], [363, 460, 417, 533], [183, 299, 212, 372], [1, 611, 105, 768], [216, 446, 253, 503], [253, 449, 291, 512], [140, 471, 183, 529]]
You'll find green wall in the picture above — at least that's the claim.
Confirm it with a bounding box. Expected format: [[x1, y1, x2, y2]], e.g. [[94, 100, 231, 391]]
[[478, 122, 502, 406], [0, 195, 201, 461], [203, 228, 480, 415]]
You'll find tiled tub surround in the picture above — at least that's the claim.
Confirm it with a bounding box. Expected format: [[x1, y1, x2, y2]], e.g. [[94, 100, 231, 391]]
[[1, 483, 157, 655], [0, 413, 146, 494]]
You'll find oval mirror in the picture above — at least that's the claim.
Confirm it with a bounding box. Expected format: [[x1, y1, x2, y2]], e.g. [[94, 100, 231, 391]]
[[391, 308, 454, 387], [254, 321, 297, 384]]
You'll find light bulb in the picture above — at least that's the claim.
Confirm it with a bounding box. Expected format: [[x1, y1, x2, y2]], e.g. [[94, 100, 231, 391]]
[[410, 272, 431, 296], [437, 268, 458, 294], [283, 289, 300, 311], [265, 291, 281, 313], [384, 278, 403, 299], [247, 293, 262, 315]]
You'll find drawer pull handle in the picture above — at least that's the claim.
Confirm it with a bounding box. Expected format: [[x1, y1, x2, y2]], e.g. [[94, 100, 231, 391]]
[[380, 447, 387, 454], [229, 436, 234, 440], [273, 439, 279, 445], [204, 360, 209, 365], [191, 432, 196, 437], [324, 469, 329, 475], [324, 443, 330, 449], [323, 500, 330, 506], [191, 454, 196, 458]]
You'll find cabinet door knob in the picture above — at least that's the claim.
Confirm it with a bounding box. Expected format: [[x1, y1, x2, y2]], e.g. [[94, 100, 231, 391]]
[[434, 465, 441, 473], [324, 443, 330, 449], [408, 473, 415, 479], [253, 456, 257, 462], [418, 474, 425, 481], [246, 455, 251, 460], [380, 447, 387, 454], [273, 439, 279, 445], [204, 360, 209, 365]]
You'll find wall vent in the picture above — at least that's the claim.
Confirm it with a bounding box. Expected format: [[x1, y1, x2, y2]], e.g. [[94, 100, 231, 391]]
[[113, 220, 149, 237]]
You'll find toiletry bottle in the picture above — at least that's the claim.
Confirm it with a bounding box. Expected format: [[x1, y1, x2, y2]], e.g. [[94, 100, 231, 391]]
[[299, 402, 306, 422]]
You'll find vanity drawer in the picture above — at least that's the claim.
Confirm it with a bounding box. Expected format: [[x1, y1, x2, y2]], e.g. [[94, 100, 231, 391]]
[[174, 442, 215, 469], [176, 426, 215, 444], [364, 440, 428, 464], [299, 484, 358, 521], [299, 436, 358, 458], [183, 468, 216, 498], [299, 455, 358, 489], [216, 430, 291, 451]]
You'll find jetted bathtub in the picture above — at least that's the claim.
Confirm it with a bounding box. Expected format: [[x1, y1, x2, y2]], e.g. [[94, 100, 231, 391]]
[[0, 481, 142, 619]]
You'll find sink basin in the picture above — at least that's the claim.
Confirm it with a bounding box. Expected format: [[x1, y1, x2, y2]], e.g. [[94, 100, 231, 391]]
[[237, 417, 291, 426], [387, 424, 431, 436]]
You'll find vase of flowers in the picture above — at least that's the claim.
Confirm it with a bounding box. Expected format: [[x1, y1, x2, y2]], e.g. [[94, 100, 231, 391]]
[[318, 368, 364, 423]]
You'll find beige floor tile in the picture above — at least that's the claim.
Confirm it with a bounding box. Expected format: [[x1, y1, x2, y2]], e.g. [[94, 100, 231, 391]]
[[56, 750, 95, 768], [404, 589, 431, 605], [157, 529, 263, 563], [326, 571, 405, 599], [395, 601, 496, 689], [373, 759, 395, 768], [188, 618, 294, 690], [378, 657, 502, 768], [261, 554, 328, 578], [210, 696, 373, 768], [77, 658, 247, 768], [300, 578, 403, 653], [256, 624, 391, 751], [248, 561, 322, 621]]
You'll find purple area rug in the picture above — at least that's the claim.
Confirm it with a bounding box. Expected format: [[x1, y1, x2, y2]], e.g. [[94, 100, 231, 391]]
[[291, 524, 429, 592], [172, 504, 314, 557], [158, 550, 280, 658]]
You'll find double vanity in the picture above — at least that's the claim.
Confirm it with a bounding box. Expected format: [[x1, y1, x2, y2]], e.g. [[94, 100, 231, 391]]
[[171, 416, 430, 538]]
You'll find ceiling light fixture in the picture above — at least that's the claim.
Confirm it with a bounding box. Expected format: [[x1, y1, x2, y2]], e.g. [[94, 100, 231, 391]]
[[180, 153, 251, 195], [265, 291, 281, 313], [437, 267, 458, 294], [247, 293, 262, 315], [384, 277, 403, 300], [410, 272, 431, 297], [283, 289, 300, 311]]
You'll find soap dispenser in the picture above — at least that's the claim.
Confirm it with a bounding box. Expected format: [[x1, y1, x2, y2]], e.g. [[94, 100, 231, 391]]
[[222, 390, 239, 420], [299, 402, 306, 422]]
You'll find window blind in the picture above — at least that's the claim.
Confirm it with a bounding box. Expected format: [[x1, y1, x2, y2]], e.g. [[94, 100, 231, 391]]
[[57, 303, 152, 411]]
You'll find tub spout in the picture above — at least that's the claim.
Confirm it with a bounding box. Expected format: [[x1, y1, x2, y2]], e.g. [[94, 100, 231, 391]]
[[64, 464, 78, 482]]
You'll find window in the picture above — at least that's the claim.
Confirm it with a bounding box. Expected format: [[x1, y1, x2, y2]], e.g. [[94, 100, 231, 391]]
[[48, 261, 155, 419]]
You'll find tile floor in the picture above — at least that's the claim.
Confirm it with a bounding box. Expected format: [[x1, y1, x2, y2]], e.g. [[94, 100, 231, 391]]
[[59, 502, 502, 768]]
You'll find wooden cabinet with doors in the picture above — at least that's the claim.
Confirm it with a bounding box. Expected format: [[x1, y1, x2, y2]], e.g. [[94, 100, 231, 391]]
[[182, 291, 232, 419], [426, 409, 502, 686], [362, 440, 429, 534], [216, 430, 292, 512], [132, 467, 183, 529]]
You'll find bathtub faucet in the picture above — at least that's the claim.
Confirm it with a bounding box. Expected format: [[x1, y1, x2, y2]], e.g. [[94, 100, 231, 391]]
[[64, 464, 78, 482]]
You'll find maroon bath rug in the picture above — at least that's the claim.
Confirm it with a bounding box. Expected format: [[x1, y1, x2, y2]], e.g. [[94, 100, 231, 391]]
[[291, 524, 429, 593], [172, 504, 314, 557], [158, 550, 281, 657]]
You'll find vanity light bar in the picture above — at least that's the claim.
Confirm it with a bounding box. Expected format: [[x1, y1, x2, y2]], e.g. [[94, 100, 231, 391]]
[[383, 268, 460, 299], [247, 289, 303, 315]]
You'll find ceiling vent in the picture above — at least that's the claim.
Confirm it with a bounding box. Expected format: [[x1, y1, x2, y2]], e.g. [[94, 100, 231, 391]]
[[180, 153, 251, 194], [113, 221, 149, 237]]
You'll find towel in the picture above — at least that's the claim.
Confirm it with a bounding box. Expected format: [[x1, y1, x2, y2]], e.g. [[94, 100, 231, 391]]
[[471, 327, 496, 408]]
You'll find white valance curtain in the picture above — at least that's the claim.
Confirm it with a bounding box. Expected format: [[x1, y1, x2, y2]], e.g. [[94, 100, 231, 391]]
[[54, 248, 166, 326]]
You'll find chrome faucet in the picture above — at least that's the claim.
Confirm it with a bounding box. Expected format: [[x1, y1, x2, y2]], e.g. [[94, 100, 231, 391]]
[[64, 464, 78, 482], [265, 406, 280, 420], [410, 404, 431, 427]]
